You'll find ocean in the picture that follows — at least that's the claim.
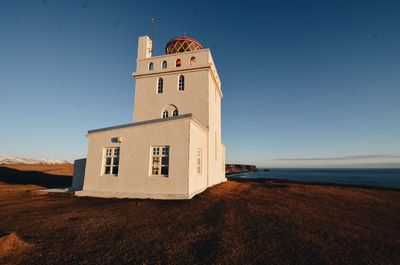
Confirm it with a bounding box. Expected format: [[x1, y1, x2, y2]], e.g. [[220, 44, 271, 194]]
[[229, 168, 400, 189]]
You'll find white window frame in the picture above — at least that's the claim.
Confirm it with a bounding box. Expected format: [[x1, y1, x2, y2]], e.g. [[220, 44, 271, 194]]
[[162, 110, 169, 118], [103, 147, 120, 176], [215, 132, 217, 160], [157, 78, 163, 94], [178, 75, 185, 91], [150, 146, 169, 177], [196, 148, 202, 176]]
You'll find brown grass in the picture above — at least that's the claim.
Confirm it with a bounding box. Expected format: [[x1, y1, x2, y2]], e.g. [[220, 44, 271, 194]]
[[0, 164, 399, 265]]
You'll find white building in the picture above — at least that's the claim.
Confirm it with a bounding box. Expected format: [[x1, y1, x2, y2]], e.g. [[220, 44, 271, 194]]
[[72, 36, 226, 199]]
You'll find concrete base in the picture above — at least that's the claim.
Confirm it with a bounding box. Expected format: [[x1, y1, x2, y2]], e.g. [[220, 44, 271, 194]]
[[74, 187, 208, 200], [34, 188, 71, 194]]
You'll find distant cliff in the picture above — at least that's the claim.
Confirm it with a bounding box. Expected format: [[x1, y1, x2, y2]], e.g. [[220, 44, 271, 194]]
[[225, 164, 257, 175]]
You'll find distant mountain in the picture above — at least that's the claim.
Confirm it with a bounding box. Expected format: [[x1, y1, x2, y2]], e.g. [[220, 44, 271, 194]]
[[0, 156, 70, 165]]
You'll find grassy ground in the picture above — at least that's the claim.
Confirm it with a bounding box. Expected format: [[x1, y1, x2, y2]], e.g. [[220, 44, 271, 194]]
[[0, 164, 399, 265]]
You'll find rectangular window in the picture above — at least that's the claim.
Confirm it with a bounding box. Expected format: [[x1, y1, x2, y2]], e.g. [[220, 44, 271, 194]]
[[196, 148, 202, 176], [151, 146, 169, 177], [178, 75, 185, 91], [157, 78, 163, 94], [103, 147, 120, 176], [215, 132, 217, 160]]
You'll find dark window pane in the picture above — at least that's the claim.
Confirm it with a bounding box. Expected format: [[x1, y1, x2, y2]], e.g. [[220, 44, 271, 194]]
[[161, 166, 169, 176], [112, 166, 119, 175], [105, 166, 111, 174], [106, 157, 112, 165], [162, 156, 169, 166], [114, 157, 119, 165]]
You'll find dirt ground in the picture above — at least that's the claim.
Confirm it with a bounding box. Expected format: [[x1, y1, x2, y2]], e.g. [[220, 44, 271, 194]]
[[0, 164, 399, 265]]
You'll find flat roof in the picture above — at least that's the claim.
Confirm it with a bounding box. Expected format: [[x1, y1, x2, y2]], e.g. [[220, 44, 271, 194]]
[[87, 113, 207, 134]]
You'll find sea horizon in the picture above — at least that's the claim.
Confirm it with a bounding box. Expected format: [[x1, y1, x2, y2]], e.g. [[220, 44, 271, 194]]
[[229, 168, 400, 189]]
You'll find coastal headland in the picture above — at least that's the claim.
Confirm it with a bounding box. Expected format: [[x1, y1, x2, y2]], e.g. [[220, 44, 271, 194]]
[[225, 164, 257, 175], [0, 164, 399, 264]]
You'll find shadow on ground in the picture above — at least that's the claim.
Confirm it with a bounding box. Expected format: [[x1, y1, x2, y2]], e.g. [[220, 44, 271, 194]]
[[0, 166, 72, 188]]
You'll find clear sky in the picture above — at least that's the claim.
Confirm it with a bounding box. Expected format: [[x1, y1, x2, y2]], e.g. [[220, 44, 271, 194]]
[[1, 0, 399, 167]]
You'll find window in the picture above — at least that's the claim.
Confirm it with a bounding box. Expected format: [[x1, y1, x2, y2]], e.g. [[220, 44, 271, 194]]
[[157, 78, 163, 93], [162, 61, 167, 69], [162, 105, 177, 118], [196, 148, 202, 175], [103, 147, 120, 176], [162, 110, 169, 118], [190, 57, 196, 66], [151, 146, 169, 177], [215, 132, 217, 160], [149, 62, 154, 71], [178, 75, 185, 91], [176, 59, 181, 67]]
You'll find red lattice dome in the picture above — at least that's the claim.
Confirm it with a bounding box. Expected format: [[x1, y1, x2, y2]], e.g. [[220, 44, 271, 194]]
[[165, 36, 203, 54]]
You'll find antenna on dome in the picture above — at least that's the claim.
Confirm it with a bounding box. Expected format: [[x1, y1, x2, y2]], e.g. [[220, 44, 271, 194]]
[[150, 17, 156, 42]]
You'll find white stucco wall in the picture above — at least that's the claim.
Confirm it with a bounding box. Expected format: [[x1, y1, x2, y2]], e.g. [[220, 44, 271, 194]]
[[77, 117, 192, 199], [133, 40, 226, 188], [134, 68, 210, 127], [206, 65, 226, 186], [188, 121, 208, 197]]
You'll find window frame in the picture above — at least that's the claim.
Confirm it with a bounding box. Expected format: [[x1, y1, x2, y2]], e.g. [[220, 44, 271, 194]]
[[162, 110, 169, 118], [162, 60, 167, 69], [178, 75, 185, 91], [190, 56, 196, 66], [157, 77, 163, 94], [196, 148, 202, 176], [102, 147, 120, 176], [150, 146, 170, 177], [176, 58, 181, 67], [149, 62, 154, 71]]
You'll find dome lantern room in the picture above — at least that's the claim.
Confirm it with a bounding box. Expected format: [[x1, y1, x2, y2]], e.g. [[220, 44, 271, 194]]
[[165, 36, 203, 54]]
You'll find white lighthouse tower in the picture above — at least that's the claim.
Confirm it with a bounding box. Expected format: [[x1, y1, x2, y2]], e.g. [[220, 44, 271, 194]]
[[73, 35, 226, 199]]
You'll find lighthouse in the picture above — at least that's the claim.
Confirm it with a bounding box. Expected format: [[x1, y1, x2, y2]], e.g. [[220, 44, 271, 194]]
[[73, 35, 226, 199]]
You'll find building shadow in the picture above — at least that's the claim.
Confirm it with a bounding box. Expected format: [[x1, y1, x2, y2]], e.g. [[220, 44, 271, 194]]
[[0, 166, 72, 189]]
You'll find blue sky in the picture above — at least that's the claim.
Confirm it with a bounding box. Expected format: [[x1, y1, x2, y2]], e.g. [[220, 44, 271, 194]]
[[1, 0, 399, 167]]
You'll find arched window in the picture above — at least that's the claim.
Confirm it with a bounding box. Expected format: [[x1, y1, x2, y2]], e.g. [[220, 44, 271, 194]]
[[176, 59, 181, 67], [190, 57, 196, 66], [162, 110, 169, 118], [178, 75, 185, 91], [162, 104, 178, 119], [162, 61, 167, 69], [157, 78, 163, 93], [149, 62, 154, 71]]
